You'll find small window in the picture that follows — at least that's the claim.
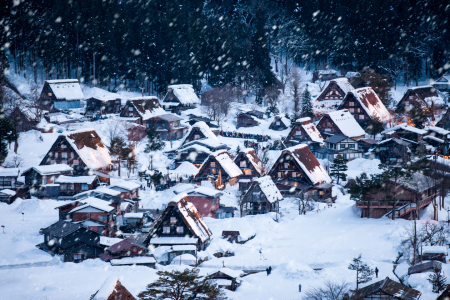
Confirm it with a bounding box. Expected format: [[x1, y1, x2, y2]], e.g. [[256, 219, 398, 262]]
[[211, 168, 217, 174], [210, 162, 216, 167], [73, 160, 79, 165], [349, 108, 355, 113], [359, 115, 364, 120], [61, 144, 67, 149], [163, 226, 170, 234], [349, 144, 355, 149], [176, 226, 184, 234], [284, 163, 289, 168], [277, 172, 282, 178], [50, 160, 56, 165], [405, 101, 410, 105], [296, 131, 302, 136], [48, 92, 53, 97], [73, 253, 82, 260], [62, 159, 67, 165], [319, 191, 324, 195], [170, 217, 177, 224], [129, 107, 133, 112], [99, 215, 107, 221], [67, 184, 74, 190], [240, 161, 246, 168], [61, 152, 68, 158], [60, 184, 67, 190], [42, 178, 48, 185], [276, 122, 280, 125], [349, 101, 355, 106], [380, 147, 387, 151], [81, 184, 89, 190], [194, 134, 201, 139], [292, 172, 296, 177]]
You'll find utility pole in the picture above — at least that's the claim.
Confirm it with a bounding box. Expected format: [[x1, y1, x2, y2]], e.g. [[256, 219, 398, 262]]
[[93, 52, 96, 87]]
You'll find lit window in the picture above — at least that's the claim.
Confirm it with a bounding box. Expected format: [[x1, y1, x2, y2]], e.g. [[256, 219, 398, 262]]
[[349, 108, 355, 113], [292, 172, 296, 177], [349, 101, 355, 106], [48, 93, 53, 97], [240, 161, 246, 168], [210, 162, 216, 167], [170, 217, 177, 224], [73, 160, 79, 165], [176, 226, 184, 234], [73, 253, 82, 260], [244, 169, 252, 176], [284, 163, 289, 168], [163, 227, 170, 234], [360, 115, 364, 120]]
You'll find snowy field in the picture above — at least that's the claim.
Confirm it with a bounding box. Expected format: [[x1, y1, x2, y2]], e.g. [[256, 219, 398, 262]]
[[0, 189, 444, 299]]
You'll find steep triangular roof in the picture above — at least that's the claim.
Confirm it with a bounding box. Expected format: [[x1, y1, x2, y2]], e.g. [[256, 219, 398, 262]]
[[91, 277, 136, 300], [295, 117, 324, 143], [314, 78, 355, 102], [179, 121, 220, 148], [45, 79, 84, 101], [165, 84, 200, 104], [253, 176, 283, 203], [196, 150, 242, 178], [321, 109, 366, 138], [344, 87, 391, 123], [350, 277, 421, 300], [124, 97, 167, 121], [236, 148, 267, 176]]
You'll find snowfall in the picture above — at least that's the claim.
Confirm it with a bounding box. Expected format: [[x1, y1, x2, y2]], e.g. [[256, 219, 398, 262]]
[[0, 68, 445, 299]]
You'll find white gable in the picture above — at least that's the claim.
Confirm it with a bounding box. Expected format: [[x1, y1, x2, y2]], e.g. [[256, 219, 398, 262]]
[[47, 79, 84, 101]]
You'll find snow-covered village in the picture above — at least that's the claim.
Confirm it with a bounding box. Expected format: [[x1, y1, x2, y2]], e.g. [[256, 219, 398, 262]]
[[1, 1, 450, 299]]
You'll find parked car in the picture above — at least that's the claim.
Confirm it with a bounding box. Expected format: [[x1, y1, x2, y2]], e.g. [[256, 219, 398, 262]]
[[119, 225, 135, 234], [141, 223, 152, 233]]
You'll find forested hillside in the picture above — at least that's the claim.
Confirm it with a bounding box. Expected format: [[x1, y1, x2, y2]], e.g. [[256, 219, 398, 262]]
[[1, 0, 449, 96]]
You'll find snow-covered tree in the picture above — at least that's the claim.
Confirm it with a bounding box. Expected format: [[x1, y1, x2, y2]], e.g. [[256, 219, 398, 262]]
[[144, 122, 165, 170], [330, 155, 348, 184], [348, 254, 374, 289], [301, 87, 314, 119], [428, 267, 447, 293]]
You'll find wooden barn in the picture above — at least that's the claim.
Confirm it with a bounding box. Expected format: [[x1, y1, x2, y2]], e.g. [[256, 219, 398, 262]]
[[268, 144, 332, 200], [9, 106, 40, 132], [269, 115, 289, 131], [350, 277, 421, 300], [316, 109, 366, 140], [174, 184, 223, 218], [36, 220, 103, 263], [396, 85, 445, 118], [145, 193, 213, 250], [236, 112, 260, 128], [338, 87, 391, 129], [162, 84, 201, 113], [54, 175, 98, 198], [40, 128, 112, 176], [85, 87, 122, 115], [119, 97, 186, 140], [90, 277, 136, 300], [194, 150, 242, 187], [234, 148, 267, 177], [241, 176, 283, 215], [0, 168, 20, 190], [22, 164, 73, 198], [284, 117, 324, 147], [313, 78, 355, 116], [206, 268, 244, 291], [38, 79, 84, 111]]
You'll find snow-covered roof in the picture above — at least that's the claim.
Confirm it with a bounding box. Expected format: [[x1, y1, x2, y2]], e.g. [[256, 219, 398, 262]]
[[111, 256, 156, 265], [63, 129, 112, 170], [349, 87, 391, 123], [83, 87, 122, 101], [190, 186, 223, 197], [167, 84, 200, 104], [395, 172, 434, 192], [0, 189, 16, 196], [174, 193, 213, 242], [324, 109, 366, 138], [201, 150, 243, 178], [381, 123, 427, 135], [345, 71, 360, 78], [149, 236, 198, 245], [171, 245, 197, 251], [110, 178, 140, 191], [426, 126, 450, 136], [126, 98, 167, 121], [99, 236, 123, 247], [422, 246, 448, 255], [282, 144, 332, 185], [46, 79, 84, 101], [317, 69, 341, 75], [69, 197, 115, 213], [254, 176, 283, 203], [92, 277, 123, 300], [406, 85, 445, 107], [22, 164, 73, 176], [180, 121, 219, 148], [296, 117, 324, 143], [208, 267, 244, 278], [170, 253, 197, 265], [0, 168, 20, 177], [174, 161, 198, 175], [55, 175, 97, 184], [240, 148, 267, 176], [124, 213, 144, 219], [94, 187, 121, 196]]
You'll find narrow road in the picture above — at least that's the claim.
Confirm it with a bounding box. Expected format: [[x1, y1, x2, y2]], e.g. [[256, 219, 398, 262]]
[[0, 260, 54, 270]]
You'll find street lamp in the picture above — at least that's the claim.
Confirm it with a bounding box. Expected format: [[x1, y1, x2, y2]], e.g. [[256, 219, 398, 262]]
[[1, 225, 4, 233], [22, 212, 24, 221]]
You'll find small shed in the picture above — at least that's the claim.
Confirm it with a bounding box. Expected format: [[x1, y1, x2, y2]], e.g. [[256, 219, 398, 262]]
[[170, 253, 197, 266], [237, 112, 260, 128], [0, 189, 17, 204], [123, 212, 145, 229], [206, 268, 244, 291], [269, 116, 289, 131], [85, 87, 122, 115], [420, 246, 448, 263], [350, 277, 421, 300], [90, 277, 136, 300]]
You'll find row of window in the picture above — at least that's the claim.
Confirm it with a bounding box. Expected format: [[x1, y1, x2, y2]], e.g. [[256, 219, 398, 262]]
[[162, 226, 184, 234], [50, 159, 79, 165], [277, 171, 299, 177], [59, 183, 89, 190], [327, 143, 356, 150]]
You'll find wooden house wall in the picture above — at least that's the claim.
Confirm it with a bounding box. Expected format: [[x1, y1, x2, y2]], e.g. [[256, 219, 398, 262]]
[[175, 149, 210, 167], [316, 116, 343, 136], [339, 94, 370, 128], [40, 136, 90, 175], [315, 81, 346, 101], [152, 205, 196, 238], [188, 195, 220, 218], [120, 102, 143, 123], [86, 99, 121, 115], [59, 181, 97, 196], [196, 156, 233, 183], [234, 153, 261, 177], [269, 153, 308, 183], [145, 117, 183, 141], [242, 183, 278, 214], [374, 142, 411, 165], [63, 242, 104, 262], [269, 119, 288, 131], [38, 83, 58, 111], [237, 115, 259, 128], [437, 109, 450, 131], [284, 124, 312, 146]]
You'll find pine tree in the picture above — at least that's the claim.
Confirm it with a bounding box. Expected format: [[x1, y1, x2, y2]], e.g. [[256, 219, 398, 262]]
[[301, 87, 314, 119], [0, 108, 16, 164], [109, 136, 127, 177], [330, 155, 348, 184], [348, 254, 374, 290], [428, 267, 447, 293], [236, 145, 241, 154], [138, 268, 226, 300], [144, 122, 165, 170], [365, 117, 384, 138]]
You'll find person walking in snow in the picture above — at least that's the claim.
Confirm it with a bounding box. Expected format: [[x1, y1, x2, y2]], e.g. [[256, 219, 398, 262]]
[[375, 267, 379, 278]]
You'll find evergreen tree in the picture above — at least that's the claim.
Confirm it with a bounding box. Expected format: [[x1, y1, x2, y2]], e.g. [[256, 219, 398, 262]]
[[348, 254, 375, 290], [330, 155, 348, 184], [138, 268, 226, 300], [236, 145, 241, 154], [428, 267, 447, 293], [144, 122, 165, 170], [301, 87, 314, 119], [0, 108, 16, 164], [365, 117, 384, 139]]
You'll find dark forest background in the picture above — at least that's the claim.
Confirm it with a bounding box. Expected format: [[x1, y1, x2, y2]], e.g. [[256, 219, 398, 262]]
[[1, 0, 449, 96]]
